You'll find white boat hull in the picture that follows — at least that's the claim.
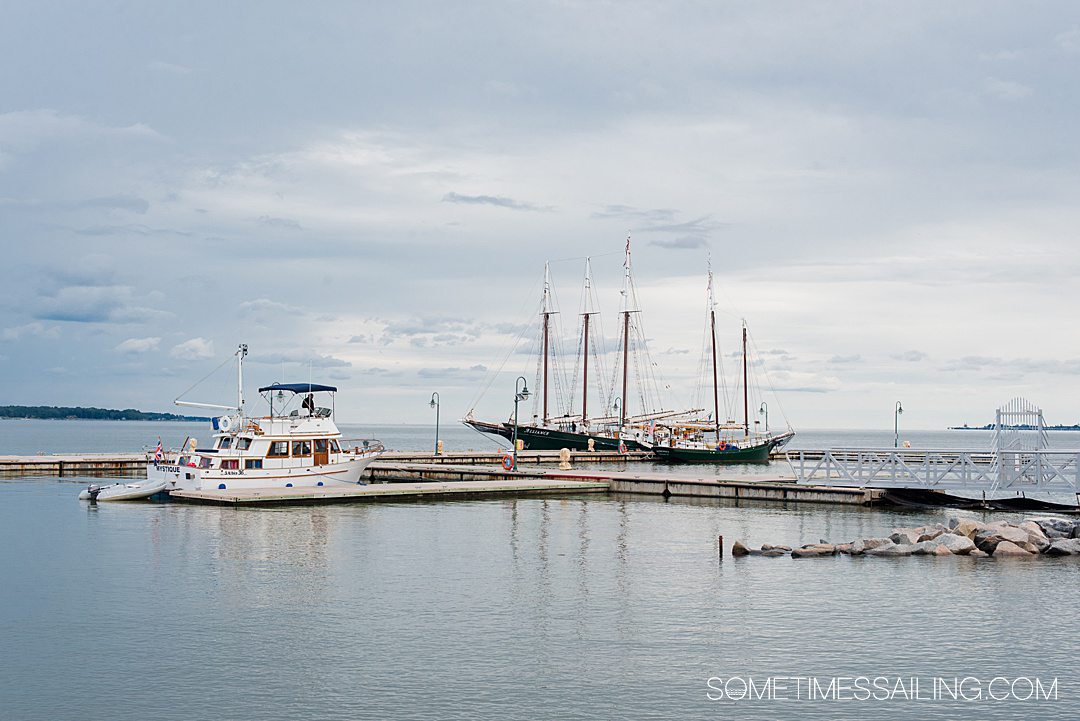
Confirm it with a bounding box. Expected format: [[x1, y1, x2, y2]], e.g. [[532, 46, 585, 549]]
[[148, 452, 382, 492], [78, 479, 168, 502]]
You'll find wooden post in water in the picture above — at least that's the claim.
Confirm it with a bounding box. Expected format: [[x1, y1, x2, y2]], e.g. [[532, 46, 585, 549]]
[[718, 535, 724, 559]]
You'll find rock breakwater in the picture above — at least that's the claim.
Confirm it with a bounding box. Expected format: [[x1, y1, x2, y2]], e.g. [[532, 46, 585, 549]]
[[732, 517, 1080, 560]]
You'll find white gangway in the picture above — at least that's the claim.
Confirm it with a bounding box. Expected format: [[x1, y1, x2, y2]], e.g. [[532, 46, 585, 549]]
[[786, 398, 1080, 495]]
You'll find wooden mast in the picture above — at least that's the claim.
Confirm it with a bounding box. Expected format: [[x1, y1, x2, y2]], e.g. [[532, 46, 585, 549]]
[[542, 311, 549, 424], [621, 309, 629, 429], [710, 309, 720, 439], [541, 262, 551, 426], [742, 322, 749, 438], [582, 312, 590, 423]]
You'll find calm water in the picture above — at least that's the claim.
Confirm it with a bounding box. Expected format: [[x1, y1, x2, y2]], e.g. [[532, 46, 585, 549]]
[[1, 478, 1078, 720], [2, 423, 1078, 719]]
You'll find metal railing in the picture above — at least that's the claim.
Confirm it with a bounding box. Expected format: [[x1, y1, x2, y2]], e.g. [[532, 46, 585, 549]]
[[786, 447, 1080, 493]]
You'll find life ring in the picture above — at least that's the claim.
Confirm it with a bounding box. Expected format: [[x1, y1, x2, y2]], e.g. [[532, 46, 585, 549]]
[[501, 453, 515, 471], [618, 441, 627, 454], [218, 416, 232, 432], [718, 441, 728, 451]]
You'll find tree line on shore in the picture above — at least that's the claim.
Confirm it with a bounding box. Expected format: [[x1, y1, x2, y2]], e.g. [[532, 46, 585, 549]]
[[0, 405, 208, 422]]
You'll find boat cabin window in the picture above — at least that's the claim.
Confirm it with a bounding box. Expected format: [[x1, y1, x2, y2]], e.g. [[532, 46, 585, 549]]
[[245, 459, 262, 469], [199, 457, 212, 469], [221, 459, 239, 470], [236, 437, 252, 450], [330, 440, 341, 453], [292, 440, 312, 457], [218, 437, 232, 450], [267, 441, 290, 457], [314, 439, 328, 453]]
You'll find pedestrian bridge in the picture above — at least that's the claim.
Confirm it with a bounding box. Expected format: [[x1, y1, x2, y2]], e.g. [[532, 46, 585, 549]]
[[786, 447, 1080, 494], [786, 398, 1080, 495]]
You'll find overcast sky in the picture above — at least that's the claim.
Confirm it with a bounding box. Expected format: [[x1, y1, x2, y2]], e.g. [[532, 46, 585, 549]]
[[3, 1, 1080, 429]]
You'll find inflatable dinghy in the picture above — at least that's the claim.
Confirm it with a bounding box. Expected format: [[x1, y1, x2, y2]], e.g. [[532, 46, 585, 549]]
[[78, 479, 169, 502]]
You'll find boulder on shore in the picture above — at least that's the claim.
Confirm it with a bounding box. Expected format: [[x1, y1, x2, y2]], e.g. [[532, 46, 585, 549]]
[[969, 548, 990, 558], [950, 519, 981, 539], [1045, 538, 1080, 556], [889, 528, 921, 545], [936, 533, 976, 555], [731, 541, 751, 557], [933, 544, 953, 556], [791, 546, 834, 558], [850, 537, 891, 555], [912, 540, 940, 555], [991, 540, 1034, 557], [865, 543, 915, 557]]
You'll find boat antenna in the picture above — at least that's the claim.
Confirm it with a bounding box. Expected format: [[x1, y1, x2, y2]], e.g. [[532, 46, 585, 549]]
[[237, 344, 248, 417]]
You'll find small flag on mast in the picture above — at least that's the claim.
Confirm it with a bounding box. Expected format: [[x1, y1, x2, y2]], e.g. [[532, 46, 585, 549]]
[[153, 438, 164, 462]]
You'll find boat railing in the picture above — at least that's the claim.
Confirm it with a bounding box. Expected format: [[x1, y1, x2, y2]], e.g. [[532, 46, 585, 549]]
[[340, 439, 386, 456]]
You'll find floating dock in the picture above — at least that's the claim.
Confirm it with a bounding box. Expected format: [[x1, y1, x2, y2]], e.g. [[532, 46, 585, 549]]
[[170, 477, 609, 506]]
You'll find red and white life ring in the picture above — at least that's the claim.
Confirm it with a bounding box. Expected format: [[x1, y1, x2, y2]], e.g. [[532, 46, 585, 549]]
[[718, 441, 728, 451], [618, 441, 627, 454], [501, 453, 515, 471]]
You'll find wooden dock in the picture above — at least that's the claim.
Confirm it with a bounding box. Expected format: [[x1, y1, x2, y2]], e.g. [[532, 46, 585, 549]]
[[4, 450, 882, 507], [170, 477, 609, 505], [0, 449, 648, 476]]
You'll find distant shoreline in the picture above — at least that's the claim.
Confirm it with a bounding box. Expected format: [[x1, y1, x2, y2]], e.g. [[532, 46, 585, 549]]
[[0, 405, 210, 422], [949, 424, 1080, 431]]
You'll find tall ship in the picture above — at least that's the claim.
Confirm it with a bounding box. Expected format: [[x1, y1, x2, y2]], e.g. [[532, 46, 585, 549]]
[[652, 267, 794, 462], [464, 239, 688, 452]]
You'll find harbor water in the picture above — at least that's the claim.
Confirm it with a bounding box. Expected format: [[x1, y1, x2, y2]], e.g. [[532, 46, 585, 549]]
[[2, 422, 1078, 719]]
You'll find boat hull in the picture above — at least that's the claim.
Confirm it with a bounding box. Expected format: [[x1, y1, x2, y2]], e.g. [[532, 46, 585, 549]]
[[653, 440, 773, 463], [148, 452, 381, 491], [463, 419, 648, 452], [78, 479, 168, 502]]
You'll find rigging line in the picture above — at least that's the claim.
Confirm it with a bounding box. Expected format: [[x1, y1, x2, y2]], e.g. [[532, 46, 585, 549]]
[[174, 353, 235, 402], [465, 275, 546, 412], [544, 249, 625, 265], [746, 325, 794, 430]]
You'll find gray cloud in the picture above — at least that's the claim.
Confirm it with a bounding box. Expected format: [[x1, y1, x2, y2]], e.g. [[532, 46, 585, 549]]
[[442, 192, 551, 212], [250, 352, 352, 368], [591, 205, 678, 224], [257, 215, 303, 230], [417, 365, 487, 379], [651, 236, 707, 250], [75, 224, 191, 237], [893, 350, 928, 362], [828, 354, 862, 364], [81, 195, 150, 214]]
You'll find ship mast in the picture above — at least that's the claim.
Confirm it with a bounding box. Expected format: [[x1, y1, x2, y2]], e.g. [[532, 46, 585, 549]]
[[742, 322, 749, 438], [541, 262, 552, 426], [708, 266, 720, 439], [619, 236, 634, 430], [581, 257, 597, 425]]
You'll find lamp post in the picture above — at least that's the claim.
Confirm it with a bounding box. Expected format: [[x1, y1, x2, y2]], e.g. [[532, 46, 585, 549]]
[[429, 392, 440, 455], [894, 401, 903, 448], [512, 376, 530, 470], [759, 402, 768, 433]]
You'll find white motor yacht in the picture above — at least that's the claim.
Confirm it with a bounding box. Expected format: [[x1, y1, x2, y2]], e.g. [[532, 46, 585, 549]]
[[148, 345, 383, 492]]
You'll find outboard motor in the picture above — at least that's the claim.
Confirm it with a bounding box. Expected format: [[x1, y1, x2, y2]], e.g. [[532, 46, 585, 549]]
[[86, 484, 102, 505]]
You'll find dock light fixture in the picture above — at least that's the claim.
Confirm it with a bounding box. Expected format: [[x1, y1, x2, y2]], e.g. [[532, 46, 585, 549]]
[[759, 402, 768, 433], [429, 392, 441, 456], [894, 401, 904, 448], [512, 377, 530, 470]]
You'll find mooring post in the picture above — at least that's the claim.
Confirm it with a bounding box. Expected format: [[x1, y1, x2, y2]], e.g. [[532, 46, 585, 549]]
[[718, 535, 724, 560]]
